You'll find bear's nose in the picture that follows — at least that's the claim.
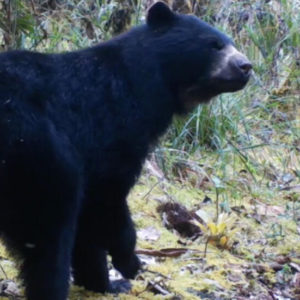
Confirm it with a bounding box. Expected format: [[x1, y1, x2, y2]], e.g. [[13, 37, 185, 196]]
[[238, 60, 252, 75]]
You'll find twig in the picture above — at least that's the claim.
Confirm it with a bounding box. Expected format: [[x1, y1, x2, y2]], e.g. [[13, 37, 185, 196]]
[[0, 262, 8, 279]]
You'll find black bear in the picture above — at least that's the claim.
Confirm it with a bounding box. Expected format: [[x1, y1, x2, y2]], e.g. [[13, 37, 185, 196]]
[[0, 2, 251, 300]]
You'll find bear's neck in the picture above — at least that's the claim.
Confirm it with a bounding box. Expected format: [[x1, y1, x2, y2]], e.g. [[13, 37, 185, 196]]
[[100, 36, 176, 145]]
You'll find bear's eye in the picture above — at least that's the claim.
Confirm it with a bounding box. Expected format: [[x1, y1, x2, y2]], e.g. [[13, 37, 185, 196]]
[[210, 39, 224, 51]]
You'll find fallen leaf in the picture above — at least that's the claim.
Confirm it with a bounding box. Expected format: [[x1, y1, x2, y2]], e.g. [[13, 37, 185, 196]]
[[136, 247, 201, 258]]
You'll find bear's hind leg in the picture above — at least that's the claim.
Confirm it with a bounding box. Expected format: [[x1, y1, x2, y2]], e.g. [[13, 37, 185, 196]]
[[18, 233, 74, 300], [0, 120, 82, 300]]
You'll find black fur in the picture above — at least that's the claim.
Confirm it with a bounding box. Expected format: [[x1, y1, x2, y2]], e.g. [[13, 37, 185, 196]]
[[0, 3, 250, 299]]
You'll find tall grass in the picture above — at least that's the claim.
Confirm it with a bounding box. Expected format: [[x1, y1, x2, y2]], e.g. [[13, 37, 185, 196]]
[[165, 0, 299, 150]]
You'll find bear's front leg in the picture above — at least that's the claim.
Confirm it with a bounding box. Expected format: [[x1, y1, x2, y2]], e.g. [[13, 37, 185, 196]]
[[72, 240, 111, 293], [72, 185, 140, 293], [106, 201, 141, 279]]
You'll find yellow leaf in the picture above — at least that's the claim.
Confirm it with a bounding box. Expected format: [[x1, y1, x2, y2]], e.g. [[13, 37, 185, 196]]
[[208, 223, 218, 235], [217, 223, 227, 234], [220, 236, 228, 247]]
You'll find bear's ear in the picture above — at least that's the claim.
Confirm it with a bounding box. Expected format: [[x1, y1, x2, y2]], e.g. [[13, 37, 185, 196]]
[[147, 2, 175, 27]]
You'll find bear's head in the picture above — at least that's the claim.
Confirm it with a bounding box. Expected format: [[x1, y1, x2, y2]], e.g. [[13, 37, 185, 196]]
[[146, 2, 252, 112]]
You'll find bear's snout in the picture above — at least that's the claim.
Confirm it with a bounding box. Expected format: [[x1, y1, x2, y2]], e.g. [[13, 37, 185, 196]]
[[210, 44, 252, 92], [229, 49, 252, 79], [235, 58, 252, 76]]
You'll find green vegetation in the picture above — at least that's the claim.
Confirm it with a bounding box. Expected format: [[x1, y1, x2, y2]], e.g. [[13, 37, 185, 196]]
[[0, 0, 299, 299]]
